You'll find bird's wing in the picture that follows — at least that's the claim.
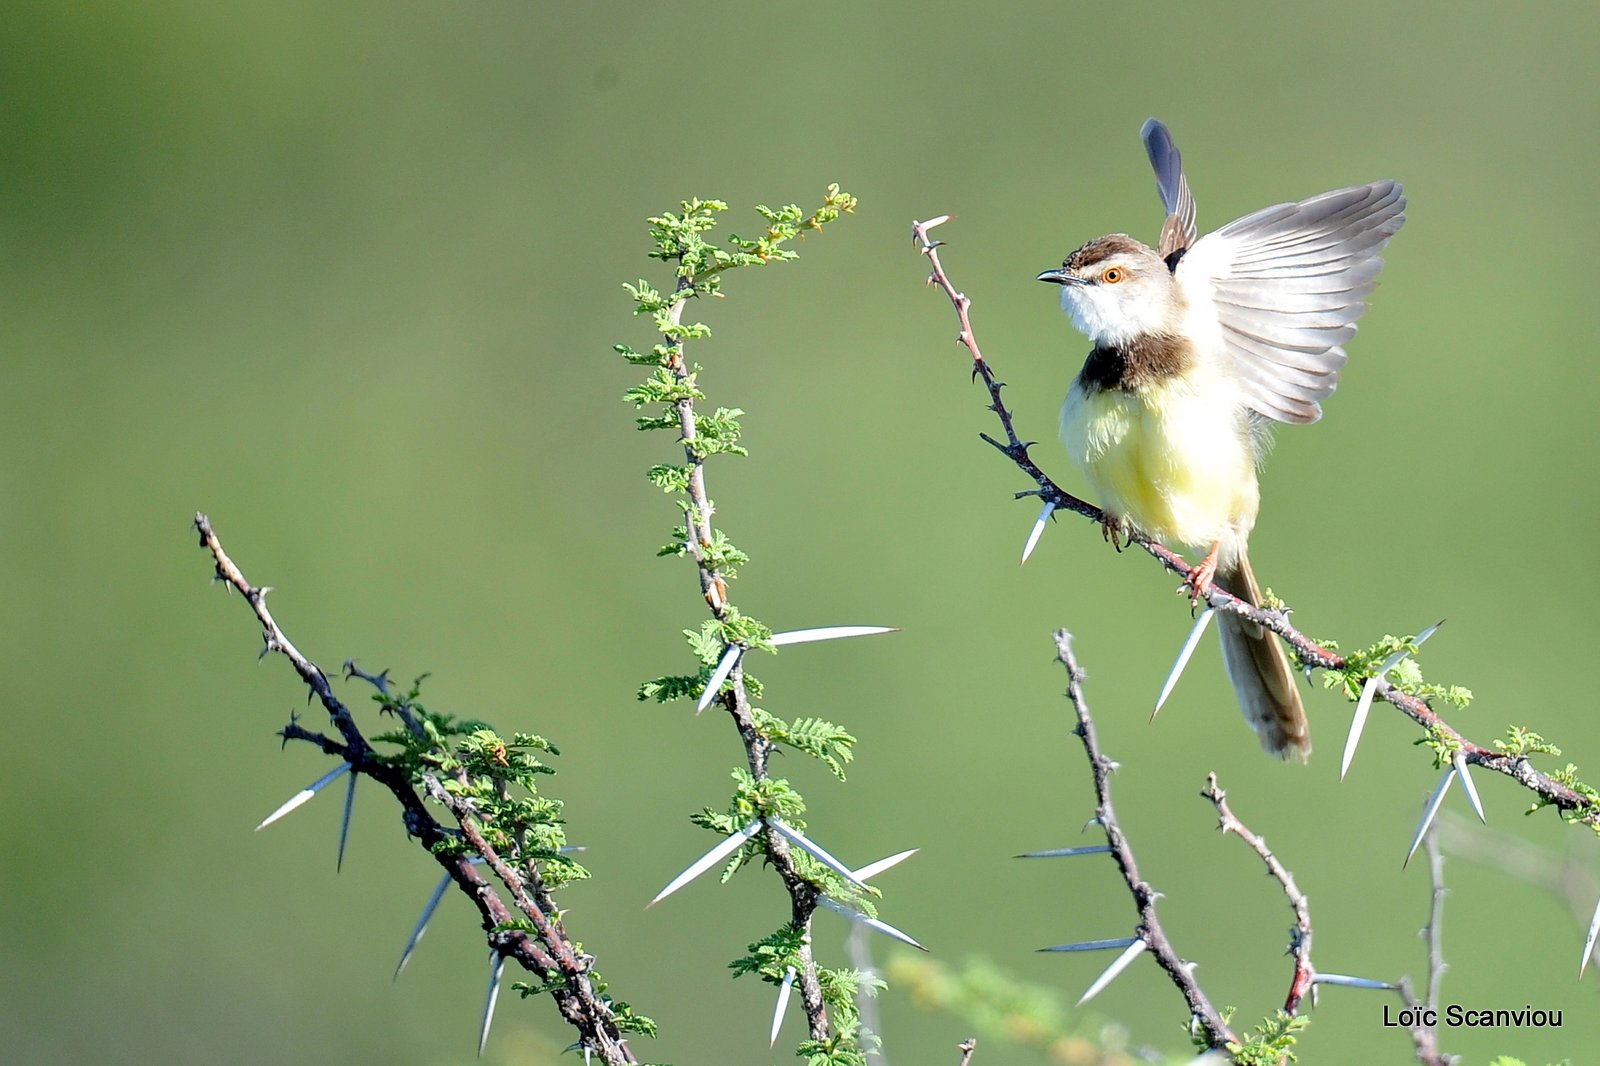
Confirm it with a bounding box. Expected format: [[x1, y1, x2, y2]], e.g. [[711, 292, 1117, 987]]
[[1175, 181, 1405, 424], [1141, 118, 1196, 259]]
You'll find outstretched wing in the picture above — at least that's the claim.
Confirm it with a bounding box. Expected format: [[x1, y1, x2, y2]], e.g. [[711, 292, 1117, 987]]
[[1176, 181, 1406, 424], [1141, 118, 1196, 259]]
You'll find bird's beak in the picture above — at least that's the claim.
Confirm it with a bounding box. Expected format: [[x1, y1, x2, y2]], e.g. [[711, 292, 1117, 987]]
[[1036, 268, 1079, 286]]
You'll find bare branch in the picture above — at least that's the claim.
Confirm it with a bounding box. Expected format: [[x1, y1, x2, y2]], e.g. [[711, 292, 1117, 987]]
[[1201, 773, 1314, 1013], [1051, 630, 1236, 1049], [1423, 831, 1448, 1020], [1396, 823, 1453, 1066]]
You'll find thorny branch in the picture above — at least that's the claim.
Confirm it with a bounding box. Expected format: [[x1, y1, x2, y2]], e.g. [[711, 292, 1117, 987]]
[[1397, 827, 1453, 1066], [911, 217, 1600, 831], [660, 278, 831, 1038], [1201, 774, 1314, 1014], [1052, 630, 1237, 1049], [194, 513, 638, 1065]]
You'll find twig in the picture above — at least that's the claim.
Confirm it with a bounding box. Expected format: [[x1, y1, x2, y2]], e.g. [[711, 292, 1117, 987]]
[[194, 513, 638, 1065], [1200, 773, 1314, 1013], [1394, 824, 1453, 1066], [955, 1037, 977, 1066], [911, 218, 1600, 830], [1422, 830, 1447, 1023], [1052, 630, 1236, 1049]]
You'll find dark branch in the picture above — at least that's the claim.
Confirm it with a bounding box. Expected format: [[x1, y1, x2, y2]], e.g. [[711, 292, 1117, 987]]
[[1052, 630, 1236, 1049], [193, 513, 638, 1065], [1201, 773, 1314, 1014]]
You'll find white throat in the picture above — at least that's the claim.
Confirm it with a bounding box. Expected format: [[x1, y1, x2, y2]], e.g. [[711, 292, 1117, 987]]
[[1058, 285, 1171, 349]]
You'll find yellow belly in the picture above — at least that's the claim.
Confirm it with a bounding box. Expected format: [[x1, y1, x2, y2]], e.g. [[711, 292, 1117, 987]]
[[1060, 373, 1259, 555]]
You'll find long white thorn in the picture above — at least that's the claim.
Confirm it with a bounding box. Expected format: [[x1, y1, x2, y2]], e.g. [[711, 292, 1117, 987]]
[[696, 645, 744, 714], [394, 858, 485, 979], [1581, 894, 1600, 977], [817, 897, 926, 951], [1341, 677, 1380, 780], [1404, 767, 1457, 868], [1342, 621, 1446, 780], [647, 819, 762, 906], [849, 848, 918, 883], [255, 762, 352, 831], [1037, 936, 1140, 953], [1021, 501, 1055, 564], [1153, 609, 1214, 720], [1016, 845, 1112, 858], [1379, 619, 1446, 675], [1414, 618, 1446, 647], [1453, 750, 1486, 824], [770, 967, 796, 1046], [770, 626, 898, 646], [478, 952, 506, 1057], [1077, 937, 1147, 1006], [768, 819, 869, 890], [1312, 972, 1397, 990], [395, 872, 452, 979], [336, 768, 357, 871]]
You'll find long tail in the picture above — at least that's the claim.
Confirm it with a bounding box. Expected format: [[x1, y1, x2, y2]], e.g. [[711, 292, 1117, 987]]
[[1216, 552, 1310, 761]]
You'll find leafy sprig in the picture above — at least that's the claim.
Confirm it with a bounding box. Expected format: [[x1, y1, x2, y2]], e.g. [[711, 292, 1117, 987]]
[[1224, 1009, 1310, 1065], [621, 188, 868, 1060]]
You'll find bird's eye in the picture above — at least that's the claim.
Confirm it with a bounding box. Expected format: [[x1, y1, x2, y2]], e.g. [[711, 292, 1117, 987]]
[[1101, 267, 1124, 284]]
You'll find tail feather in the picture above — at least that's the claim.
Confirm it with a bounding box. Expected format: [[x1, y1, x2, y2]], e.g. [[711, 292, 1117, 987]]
[[1216, 553, 1310, 761]]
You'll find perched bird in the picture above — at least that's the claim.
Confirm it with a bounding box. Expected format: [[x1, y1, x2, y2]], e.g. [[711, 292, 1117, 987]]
[[1038, 119, 1405, 760]]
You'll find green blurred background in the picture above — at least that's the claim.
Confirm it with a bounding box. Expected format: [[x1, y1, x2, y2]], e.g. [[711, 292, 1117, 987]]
[[5, 3, 1597, 1063]]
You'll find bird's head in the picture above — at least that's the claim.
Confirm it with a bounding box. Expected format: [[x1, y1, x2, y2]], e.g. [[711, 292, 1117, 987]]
[[1037, 234, 1177, 348]]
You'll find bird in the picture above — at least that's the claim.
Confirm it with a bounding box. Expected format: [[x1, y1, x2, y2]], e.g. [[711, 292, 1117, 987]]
[[1037, 119, 1405, 760]]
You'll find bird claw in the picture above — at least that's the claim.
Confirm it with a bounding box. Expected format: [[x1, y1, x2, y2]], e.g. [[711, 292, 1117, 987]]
[[1180, 544, 1220, 607], [1099, 514, 1126, 552]]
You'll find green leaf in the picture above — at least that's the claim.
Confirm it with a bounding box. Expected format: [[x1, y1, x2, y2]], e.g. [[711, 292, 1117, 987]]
[[729, 923, 807, 982], [646, 464, 692, 492], [637, 674, 702, 703], [1225, 1010, 1310, 1065], [1494, 726, 1562, 758], [752, 709, 857, 780]]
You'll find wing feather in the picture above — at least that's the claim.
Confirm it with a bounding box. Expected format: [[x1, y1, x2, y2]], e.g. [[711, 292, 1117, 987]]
[[1177, 180, 1405, 424]]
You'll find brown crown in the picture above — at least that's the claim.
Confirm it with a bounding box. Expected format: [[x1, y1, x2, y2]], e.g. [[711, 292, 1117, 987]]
[[1064, 233, 1153, 273]]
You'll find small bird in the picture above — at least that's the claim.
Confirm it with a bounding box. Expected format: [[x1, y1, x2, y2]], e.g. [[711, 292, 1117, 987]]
[[1038, 119, 1405, 760]]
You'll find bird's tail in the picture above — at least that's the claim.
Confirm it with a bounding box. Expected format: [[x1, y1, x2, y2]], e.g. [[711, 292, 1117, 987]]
[[1216, 552, 1310, 761]]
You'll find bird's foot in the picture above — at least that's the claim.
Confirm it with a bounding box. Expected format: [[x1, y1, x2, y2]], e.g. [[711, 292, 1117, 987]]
[[1181, 542, 1220, 607], [1100, 513, 1126, 552]]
